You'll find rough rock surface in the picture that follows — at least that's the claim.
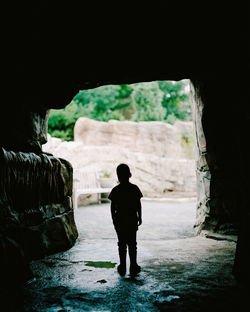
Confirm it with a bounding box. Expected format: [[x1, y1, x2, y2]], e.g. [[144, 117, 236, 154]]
[[43, 119, 196, 200], [74, 118, 194, 159], [0, 105, 79, 304], [190, 82, 241, 237], [1, 109, 50, 153], [190, 83, 211, 234], [0, 148, 78, 261]]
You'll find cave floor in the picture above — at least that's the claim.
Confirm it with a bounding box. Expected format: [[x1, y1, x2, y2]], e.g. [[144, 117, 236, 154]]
[[22, 199, 246, 312]]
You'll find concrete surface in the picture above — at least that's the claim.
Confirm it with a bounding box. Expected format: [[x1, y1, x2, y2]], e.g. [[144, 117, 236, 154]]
[[21, 199, 246, 312]]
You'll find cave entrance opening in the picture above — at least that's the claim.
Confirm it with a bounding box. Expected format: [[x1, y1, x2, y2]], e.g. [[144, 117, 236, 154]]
[[43, 79, 198, 241]]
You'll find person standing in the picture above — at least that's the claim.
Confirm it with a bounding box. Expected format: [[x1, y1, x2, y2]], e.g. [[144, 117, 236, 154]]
[[108, 164, 143, 276]]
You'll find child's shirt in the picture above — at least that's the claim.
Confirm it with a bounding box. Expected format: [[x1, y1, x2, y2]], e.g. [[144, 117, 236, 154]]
[[108, 182, 143, 228]]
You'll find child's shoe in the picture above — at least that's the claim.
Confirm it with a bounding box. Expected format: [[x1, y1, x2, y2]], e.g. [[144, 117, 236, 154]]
[[117, 264, 126, 276], [129, 264, 141, 276]]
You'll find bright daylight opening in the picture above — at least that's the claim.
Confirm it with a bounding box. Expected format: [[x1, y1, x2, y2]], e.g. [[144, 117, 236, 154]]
[[43, 79, 197, 238], [39, 80, 212, 310]]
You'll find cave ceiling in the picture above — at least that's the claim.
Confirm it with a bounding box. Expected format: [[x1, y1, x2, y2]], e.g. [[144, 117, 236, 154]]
[[2, 3, 248, 110]]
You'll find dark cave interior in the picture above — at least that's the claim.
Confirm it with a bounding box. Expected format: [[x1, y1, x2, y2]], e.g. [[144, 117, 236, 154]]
[[0, 2, 249, 311]]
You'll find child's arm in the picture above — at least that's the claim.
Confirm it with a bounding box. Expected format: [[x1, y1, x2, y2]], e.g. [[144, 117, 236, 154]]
[[110, 201, 117, 223], [137, 199, 142, 226]]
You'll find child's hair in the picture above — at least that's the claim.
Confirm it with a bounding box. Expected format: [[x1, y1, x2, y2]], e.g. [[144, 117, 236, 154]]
[[116, 163, 131, 182]]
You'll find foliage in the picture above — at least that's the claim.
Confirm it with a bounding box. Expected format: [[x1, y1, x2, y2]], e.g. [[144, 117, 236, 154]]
[[158, 80, 191, 120], [102, 171, 111, 178], [48, 80, 191, 141], [48, 101, 79, 140], [131, 82, 166, 121]]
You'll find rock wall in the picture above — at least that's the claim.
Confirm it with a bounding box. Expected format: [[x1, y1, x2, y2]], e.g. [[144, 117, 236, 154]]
[[0, 148, 78, 259], [43, 119, 196, 201], [74, 118, 194, 159], [190, 79, 241, 236], [0, 107, 78, 298], [190, 83, 211, 234], [0, 108, 50, 153], [190, 78, 249, 281]]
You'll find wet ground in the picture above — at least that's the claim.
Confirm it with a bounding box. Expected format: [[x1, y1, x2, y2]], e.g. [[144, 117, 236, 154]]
[[21, 199, 247, 311]]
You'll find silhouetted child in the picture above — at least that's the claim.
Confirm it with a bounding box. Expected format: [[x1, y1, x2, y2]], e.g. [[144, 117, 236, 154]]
[[108, 164, 143, 276]]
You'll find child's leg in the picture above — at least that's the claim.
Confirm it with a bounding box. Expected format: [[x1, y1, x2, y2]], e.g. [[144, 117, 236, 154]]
[[127, 230, 137, 266], [127, 230, 141, 276], [115, 228, 127, 275]]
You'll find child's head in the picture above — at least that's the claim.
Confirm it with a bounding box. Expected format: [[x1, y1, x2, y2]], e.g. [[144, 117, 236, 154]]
[[116, 163, 131, 183]]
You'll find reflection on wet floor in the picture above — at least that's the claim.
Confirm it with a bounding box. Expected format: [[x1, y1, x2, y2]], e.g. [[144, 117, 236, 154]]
[[23, 200, 239, 312]]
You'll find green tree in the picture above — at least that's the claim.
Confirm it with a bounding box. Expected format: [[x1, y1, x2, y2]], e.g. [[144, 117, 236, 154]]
[[48, 100, 80, 140], [158, 80, 191, 124], [74, 84, 133, 121], [47, 80, 191, 141], [131, 82, 166, 121]]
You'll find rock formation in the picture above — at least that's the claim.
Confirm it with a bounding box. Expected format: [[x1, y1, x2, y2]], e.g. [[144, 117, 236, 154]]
[[0, 109, 78, 301], [74, 118, 194, 159], [43, 119, 196, 201], [0, 148, 78, 258]]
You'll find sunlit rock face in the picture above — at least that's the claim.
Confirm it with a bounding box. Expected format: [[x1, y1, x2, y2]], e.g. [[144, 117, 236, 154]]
[[74, 118, 194, 159], [44, 119, 196, 199]]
